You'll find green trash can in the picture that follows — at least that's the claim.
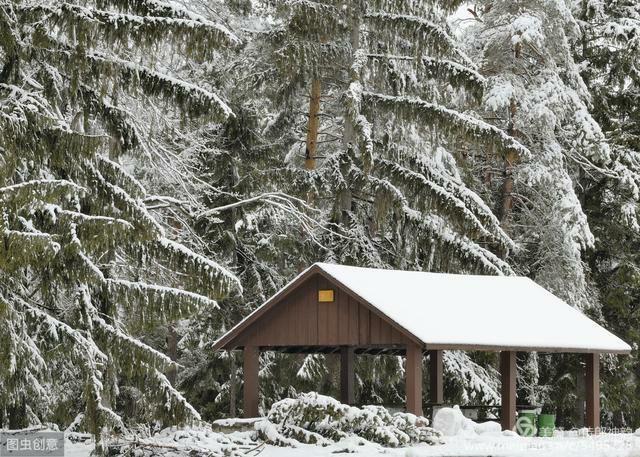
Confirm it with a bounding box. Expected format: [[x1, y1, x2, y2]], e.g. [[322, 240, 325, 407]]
[[538, 414, 556, 437], [516, 411, 538, 437]]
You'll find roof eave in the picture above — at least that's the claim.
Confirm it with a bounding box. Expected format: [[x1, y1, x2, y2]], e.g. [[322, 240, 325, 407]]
[[425, 343, 631, 354]]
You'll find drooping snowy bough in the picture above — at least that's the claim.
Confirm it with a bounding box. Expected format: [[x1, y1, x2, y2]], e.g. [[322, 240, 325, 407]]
[[255, 392, 442, 447], [0, 0, 240, 444]]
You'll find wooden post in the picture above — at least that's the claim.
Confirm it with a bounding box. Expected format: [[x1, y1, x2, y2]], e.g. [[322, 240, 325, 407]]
[[340, 346, 355, 405], [575, 362, 585, 427], [243, 345, 259, 418], [406, 343, 423, 416], [429, 350, 444, 404], [500, 351, 516, 431], [585, 353, 600, 430], [229, 350, 237, 417]]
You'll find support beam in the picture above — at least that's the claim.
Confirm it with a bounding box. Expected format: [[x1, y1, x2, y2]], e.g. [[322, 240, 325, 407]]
[[340, 346, 355, 405], [406, 343, 423, 416], [429, 350, 444, 404], [575, 362, 585, 427], [243, 345, 259, 418], [585, 353, 600, 430], [500, 351, 516, 431]]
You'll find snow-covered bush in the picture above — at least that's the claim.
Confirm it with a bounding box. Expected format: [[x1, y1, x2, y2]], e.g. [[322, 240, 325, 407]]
[[256, 392, 442, 447]]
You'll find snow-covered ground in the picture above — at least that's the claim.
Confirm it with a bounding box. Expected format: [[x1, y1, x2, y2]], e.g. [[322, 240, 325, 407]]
[[259, 432, 640, 457], [41, 402, 640, 457], [67, 429, 640, 457]]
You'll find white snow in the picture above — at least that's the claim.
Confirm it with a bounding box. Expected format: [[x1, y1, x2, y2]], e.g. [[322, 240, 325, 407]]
[[316, 263, 630, 352], [432, 406, 502, 437], [67, 427, 640, 457], [218, 263, 630, 353]]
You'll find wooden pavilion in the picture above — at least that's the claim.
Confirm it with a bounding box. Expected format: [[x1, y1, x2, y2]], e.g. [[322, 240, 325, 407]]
[[212, 263, 631, 430]]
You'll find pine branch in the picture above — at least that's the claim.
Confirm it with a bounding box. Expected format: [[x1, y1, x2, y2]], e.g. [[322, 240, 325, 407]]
[[26, 2, 239, 55], [375, 158, 514, 250], [364, 12, 475, 67], [97, 0, 216, 23], [96, 155, 147, 199], [84, 160, 164, 236], [86, 51, 234, 119], [79, 86, 141, 155], [0, 180, 84, 207], [404, 210, 514, 275], [106, 278, 219, 327], [93, 316, 175, 368], [1, 230, 61, 270], [421, 56, 485, 100], [153, 238, 242, 298], [362, 92, 530, 158]]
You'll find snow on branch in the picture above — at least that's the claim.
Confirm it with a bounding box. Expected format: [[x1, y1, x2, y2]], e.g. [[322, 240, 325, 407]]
[[96, 155, 147, 199], [444, 351, 500, 404], [20, 296, 108, 365], [153, 238, 241, 297], [85, 160, 164, 236], [349, 165, 512, 274], [344, 72, 374, 170], [51, 207, 135, 244], [421, 57, 485, 101], [285, 0, 343, 40], [404, 210, 514, 275], [93, 316, 175, 368], [375, 159, 514, 250], [365, 54, 485, 101], [29, 2, 240, 54], [106, 278, 219, 326], [0, 180, 84, 207], [364, 12, 475, 67], [149, 367, 201, 421], [0, 83, 53, 132], [0, 83, 106, 157], [67, 50, 234, 120], [1, 230, 61, 270], [79, 85, 140, 154], [96, 0, 223, 25], [362, 92, 530, 159]]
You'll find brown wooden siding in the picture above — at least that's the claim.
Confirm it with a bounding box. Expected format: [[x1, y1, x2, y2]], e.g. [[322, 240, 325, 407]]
[[234, 273, 411, 348]]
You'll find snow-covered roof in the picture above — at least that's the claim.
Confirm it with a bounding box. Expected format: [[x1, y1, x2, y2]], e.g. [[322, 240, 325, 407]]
[[214, 263, 631, 353]]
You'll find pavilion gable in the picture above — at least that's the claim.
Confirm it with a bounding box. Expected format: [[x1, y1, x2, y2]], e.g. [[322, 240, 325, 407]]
[[218, 269, 418, 351]]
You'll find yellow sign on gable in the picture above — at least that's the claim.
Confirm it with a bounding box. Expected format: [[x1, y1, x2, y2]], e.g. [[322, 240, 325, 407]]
[[318, 289, 334, 302]]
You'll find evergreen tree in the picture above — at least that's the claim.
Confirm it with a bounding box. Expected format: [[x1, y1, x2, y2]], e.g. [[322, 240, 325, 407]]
[[0, 0, 241, 441], [188, 0, 532, 417], [577, 0, 640, 427], [462, 0, 639, 425]]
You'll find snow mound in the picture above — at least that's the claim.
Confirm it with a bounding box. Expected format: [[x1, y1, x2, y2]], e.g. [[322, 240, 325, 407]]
[[109, 426, 257, 457], [432, 405, 501, 437], [257, 392, 443, 447]]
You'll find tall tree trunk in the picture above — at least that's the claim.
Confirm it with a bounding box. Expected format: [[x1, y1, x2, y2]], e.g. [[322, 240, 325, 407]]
[[499, 41, 522, 225], [305, 78, 322, 170], [500, 154, 517, 224], [167, 323, 178, 385], [343, 8, 361, 150]]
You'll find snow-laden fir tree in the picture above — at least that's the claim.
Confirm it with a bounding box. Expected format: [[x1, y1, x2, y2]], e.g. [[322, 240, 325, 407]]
[[576, 0, 640, 426], [189, 0, 531, 416], [460, 0, 640, 424], [0, 0, 241, 441], [463, 0, 608, 309], [171, 5, 334, 419]]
